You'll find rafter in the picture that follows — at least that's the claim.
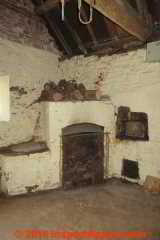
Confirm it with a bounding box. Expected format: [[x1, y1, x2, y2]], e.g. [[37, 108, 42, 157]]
[[84, 0, 151, 41], [64, 17, 88, 55], [36, 0, 151, 41], [44, 14, 73, 56], [37, 0, 59, 14], [80, 7, 98, 46]]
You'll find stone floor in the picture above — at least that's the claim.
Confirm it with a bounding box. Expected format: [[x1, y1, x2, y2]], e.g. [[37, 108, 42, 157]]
[[0, 178, 160, 240]]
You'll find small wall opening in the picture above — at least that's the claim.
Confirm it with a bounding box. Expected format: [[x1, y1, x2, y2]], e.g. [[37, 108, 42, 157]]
[[122, 159, 140, 180], [116, 106, 149, 141], [62, 123, 104, 189]]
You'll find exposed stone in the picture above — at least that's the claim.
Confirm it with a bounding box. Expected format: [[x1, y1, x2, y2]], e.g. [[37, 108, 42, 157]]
[[72, 89, 84, 101], [99, 94, 111, 101], [0, 0, 58, 53], [144, 176, 160, 194], [10, 86, 27, 96], [85, 90, 97, 100], [52, 92, 64, 101], [38, 79, 97, 102]]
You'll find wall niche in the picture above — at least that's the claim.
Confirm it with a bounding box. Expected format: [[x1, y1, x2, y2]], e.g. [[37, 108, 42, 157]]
[[116, 106, 149, 141]]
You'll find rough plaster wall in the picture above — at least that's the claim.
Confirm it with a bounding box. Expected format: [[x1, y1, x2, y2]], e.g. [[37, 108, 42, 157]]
[[0, 0, 59, 54], [59, 49, 160, 182], [110, 83, 160, 182], [0, 39, 60, 147], [0, 151, 60, 196], [59, 49, 160, 95]]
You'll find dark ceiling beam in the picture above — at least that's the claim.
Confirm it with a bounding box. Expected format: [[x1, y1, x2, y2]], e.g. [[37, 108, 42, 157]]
[[44, 14, 73, 56], [136, 0, 152, 30], [84, 35, 143, 57], [136, 0, 148, 17], [84, 0, 151, 41], [36, 0, 59, 14], [80, 7, 98, 46], [103, 18, 119, 40], [64, 17, 88, 55], [36, 0, 98, 49]]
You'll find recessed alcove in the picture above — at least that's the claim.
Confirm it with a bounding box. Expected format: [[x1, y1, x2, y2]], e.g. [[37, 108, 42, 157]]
[[62, 123, 104, 189]]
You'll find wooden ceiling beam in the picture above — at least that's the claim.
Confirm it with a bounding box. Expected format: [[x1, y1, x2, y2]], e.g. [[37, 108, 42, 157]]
[[37, 0, 59, 14], [84, 0, 151, 41], [80, 7, 98, 46], [64, 17, 88, 55], [44, 14, 73, 56]]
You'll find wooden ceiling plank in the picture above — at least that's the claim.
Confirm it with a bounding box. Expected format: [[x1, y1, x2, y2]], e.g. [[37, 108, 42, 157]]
[[44, 14, 73, 56], [37, 0, 59, 14], [84, 0, 151, 41], [136, 0, 148, 17], [136, 0, 152, 32], [64, 17, 88, 55], [80, 7, 98, 46]]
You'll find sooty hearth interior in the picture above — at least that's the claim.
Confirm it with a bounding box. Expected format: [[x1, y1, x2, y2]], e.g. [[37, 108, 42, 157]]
[[62, 123, 104, 189]]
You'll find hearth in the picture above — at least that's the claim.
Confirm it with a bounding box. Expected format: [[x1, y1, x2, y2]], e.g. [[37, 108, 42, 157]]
[[42, 101, 114, 190], [62, 123, 104, 189]]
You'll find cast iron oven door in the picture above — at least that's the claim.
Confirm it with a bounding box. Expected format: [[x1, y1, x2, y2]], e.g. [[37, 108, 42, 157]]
[[62, 123, 104, 189]]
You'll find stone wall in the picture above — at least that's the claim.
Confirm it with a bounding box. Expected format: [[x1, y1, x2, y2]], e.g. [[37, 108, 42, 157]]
[[0, 38, 60, 147], [59, 49, 160, 182], [0, 151, 58, 196], [0, 0, 58, 53], [0, 32, 160, 191]]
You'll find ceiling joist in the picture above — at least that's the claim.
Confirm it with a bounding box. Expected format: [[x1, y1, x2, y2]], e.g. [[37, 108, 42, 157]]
[[37, 0, 59, 14], [84, 0, 151, 41], [44, 14, 73, 56], [37, 0, 151, 42]]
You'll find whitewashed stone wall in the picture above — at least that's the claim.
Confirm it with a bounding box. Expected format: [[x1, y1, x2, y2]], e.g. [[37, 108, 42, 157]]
[[0, 38, 61, 195], [0, 37, 160, 194], [0, 38, 60, 147], [0, 151, 59, 196], [59, 49, 160, 182]]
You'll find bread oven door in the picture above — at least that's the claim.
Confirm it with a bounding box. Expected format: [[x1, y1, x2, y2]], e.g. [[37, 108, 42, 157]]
[[62, 123, 104, 189]]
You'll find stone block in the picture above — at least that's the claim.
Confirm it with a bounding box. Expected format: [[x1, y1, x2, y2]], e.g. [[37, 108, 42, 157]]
[[144, 176, 160, 193]]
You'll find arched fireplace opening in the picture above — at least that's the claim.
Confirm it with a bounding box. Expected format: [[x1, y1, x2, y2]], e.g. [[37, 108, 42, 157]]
[[62, 123, 104, 189]]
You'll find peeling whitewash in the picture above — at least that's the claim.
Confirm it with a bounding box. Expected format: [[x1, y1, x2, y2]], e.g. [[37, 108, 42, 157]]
[[59, 49, 160, 183], [0, 37, 160, 195], [0, 151, 60, 196], [0, 38, 60, 147]]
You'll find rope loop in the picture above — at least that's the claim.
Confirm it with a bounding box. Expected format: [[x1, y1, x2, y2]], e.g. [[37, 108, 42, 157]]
[[78, 0, 94, 25]]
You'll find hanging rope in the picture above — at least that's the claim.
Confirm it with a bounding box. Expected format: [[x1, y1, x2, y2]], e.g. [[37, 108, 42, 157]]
[[61, 0, 65, 21], [78, 0, 94, 25], [60, 0, 94, 24]]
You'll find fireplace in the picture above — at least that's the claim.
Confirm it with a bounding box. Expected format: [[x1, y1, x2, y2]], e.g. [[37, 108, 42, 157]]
[[62, 123, 104, 189], [0, 101, 114, 196], [42, 101, 114, 189]]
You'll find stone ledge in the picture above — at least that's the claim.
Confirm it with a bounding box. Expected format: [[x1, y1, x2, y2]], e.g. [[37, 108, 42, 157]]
[[0, 140, 49, 156]]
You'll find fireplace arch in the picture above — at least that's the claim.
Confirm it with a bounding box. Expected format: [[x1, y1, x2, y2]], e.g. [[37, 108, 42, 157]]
[[62, 123, 104, 189], [62, 123, 104, 136]]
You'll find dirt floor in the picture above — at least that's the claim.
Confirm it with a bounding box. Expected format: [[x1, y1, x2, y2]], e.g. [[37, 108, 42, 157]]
[[0, 178, 160, 240]]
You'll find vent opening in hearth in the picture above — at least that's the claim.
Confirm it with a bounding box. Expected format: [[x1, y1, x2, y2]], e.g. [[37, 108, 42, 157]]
[[122, 159, 140, 180], [62, 123, 105, 189]]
